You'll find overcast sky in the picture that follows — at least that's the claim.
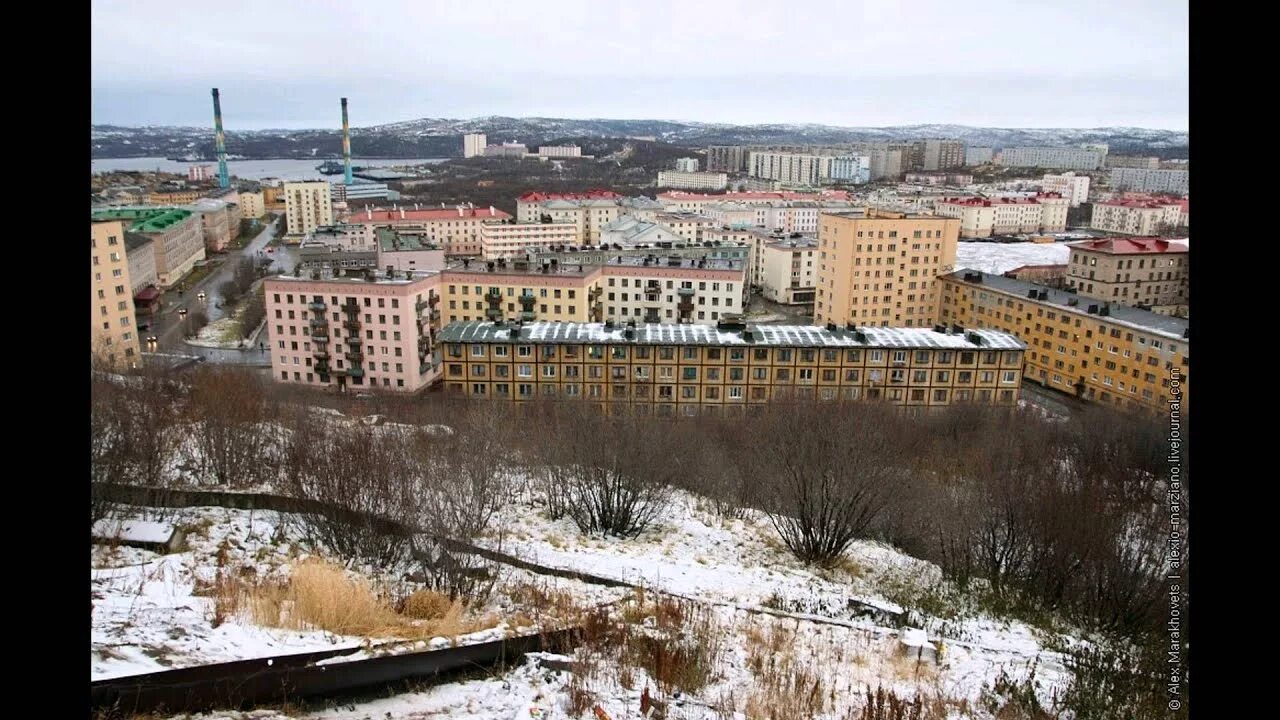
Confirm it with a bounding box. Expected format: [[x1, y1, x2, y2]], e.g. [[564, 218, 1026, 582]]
[[91, 0, 1188, 130]]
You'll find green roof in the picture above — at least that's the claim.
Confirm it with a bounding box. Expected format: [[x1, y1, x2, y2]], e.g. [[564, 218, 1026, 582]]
[[91, 207, 194, 235]]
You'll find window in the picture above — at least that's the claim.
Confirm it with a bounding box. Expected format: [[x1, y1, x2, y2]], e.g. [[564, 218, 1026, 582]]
[[1002, 371, 1017, 383], [518, 364, 532, 378], [471, 345, 485, 357]]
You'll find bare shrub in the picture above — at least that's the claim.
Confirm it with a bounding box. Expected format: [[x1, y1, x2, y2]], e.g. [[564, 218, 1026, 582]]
[[184, 366, 271, 488], [744, 402, 915, 567]]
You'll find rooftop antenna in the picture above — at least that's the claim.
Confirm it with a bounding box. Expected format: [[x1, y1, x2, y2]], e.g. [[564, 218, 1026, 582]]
[[211, 88, 229, 188]]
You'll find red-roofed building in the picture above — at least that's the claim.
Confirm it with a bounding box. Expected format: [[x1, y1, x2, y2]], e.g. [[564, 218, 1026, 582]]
[[1065, 237, 1188, 315], [933, 192, 1069, 237], [515, 191, 632, 244], [656, 190, 854, 211], [345, 204, 513, 257], [1089, 198, 1183, 236]]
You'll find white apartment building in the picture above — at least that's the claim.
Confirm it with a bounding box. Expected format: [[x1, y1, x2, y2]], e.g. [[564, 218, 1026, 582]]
[[674, 158, 700, 172], [284, 181, 334, 241], [704, 202, 757, 228], [997, 147, 1104, 170], [1107, 155, 1160, 169], [748, 152, 868, 185], [933, 193, 1070, 238], [538, 145, 582, 158], [1109, 168, 1189, 195], [515, 191, 627, 244], [656, 190, 855, 213], [481, 222, 579, 260], [463, 133, 487, 158], [306, 223, 377, 251], [1040, 172, 1091, 207], [652, 212, 715, 243], [922, 140, 965, 171], [601, 258, 746, 324], [657, 170, 729, 190], [759, 237, 818, 304], [965, 147, 995, 166], [1089, 199, 1183, 235]]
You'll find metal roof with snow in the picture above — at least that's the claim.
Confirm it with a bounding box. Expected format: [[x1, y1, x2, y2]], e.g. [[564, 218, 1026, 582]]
[[439, 321, 1026, 350]]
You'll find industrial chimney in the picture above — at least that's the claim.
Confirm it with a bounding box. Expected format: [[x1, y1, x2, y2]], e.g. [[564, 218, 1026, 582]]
[[211, 88, 229, 188], [341, 97, 353, 186]]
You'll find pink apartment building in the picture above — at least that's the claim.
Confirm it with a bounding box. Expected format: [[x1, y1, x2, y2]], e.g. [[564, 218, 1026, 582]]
[[345, 205, 512, 257]]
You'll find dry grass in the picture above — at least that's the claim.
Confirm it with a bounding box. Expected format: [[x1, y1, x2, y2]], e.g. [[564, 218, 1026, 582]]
[[221, 559, 489, 641]]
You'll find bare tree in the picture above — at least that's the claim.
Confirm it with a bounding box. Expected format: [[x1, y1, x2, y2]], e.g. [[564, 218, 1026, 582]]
[[184, 366, 271, 487]]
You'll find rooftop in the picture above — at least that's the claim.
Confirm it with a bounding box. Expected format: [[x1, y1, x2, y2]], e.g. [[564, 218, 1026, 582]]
[[1095, 198, 1181, 209], [91, 207, 195, 234], [946, 269, 1188, 339], [440, 320, 1026, 350], [658, 190, 853, 202], [766, 237, 819, 250], [937, 192, 1063, 207], [1067, 237, 1188, 255], [518, 190, 622, 202], [377, 227, 442, 252]]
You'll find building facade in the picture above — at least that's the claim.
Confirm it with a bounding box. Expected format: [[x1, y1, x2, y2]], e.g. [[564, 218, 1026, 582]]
[[1106, 155, 1160, 170], [748, 152, 868, 186], [190, 198, 232, 253], [657, 170, 729, 190], [347, 205, 512, 257], [515, 191, 626, 244], [264, 275, 443, 392], [538, 145, 582, 158], [91, 220, 141, 368], [706, 145, 753, 173], [964, 146, 995, 166], [481, 222, 580, 260], [933, 193, 1070, 238], [904, 172, 975, 186], [939, 270, 1188, 412], [759, 237, 818, 304], [813, 209, 960, 328], [463, 133, 487, 158], [921, 140, 966, 171], [124, 233, 158, 295], [1109, 168, 1189, 195], [284, 181, 334, 241], [674, 157, 700, 172], [90, 207, 205, 288], [656, 190, 853, 213], [238, 190, 265, 219], [1065, 238, 1188, 315], [1090, 199, 1183, 235], [1040, 172, 1091, 207], [439, 320, 1025, 411], [997, 147, 1105, 170]]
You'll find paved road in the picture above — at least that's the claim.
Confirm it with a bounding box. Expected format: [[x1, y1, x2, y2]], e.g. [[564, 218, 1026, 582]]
[[147, 215, 294, 364]]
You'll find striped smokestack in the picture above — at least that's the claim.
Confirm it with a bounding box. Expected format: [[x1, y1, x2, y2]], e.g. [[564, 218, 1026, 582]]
[[211, 88, 229, 188], [341, 97, 353, 185]]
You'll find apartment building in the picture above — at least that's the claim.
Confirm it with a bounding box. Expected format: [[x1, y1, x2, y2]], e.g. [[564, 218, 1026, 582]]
[[347, 205, 512, 256], [1003, 264, 1066, 288], [1090, 199, 1183, 236], [264, 274, 443, 393], [463, 133, 487, 158], [305, 223, 377, 252], [850, 145, 905, 181], [1109, 168, 1189, 195], [965, 147, 995, 166], [91, 220, 141, 368], [484, 142, 528, 158], [933, 193, 1070, 238], [920, 140, 966, 171], [238, 190, 265, 219], [748, 152, 869, 186], [997, 147, 1105, 170], [599, 216, 686, 247], [1065, 238, 1188, 315], [515, 191, 626, 243], [440, 256, 745, 326], [657, 170, 729, 190], [1040, 172, 1091, 207], [439, 319, 1025, 411], [759, 237, 818, 304], [618, 196, 667, 222], [703, 202, 757, 228], [674, 158, 700, 172], [481, 222, 579, 260], [146, 188, 204, 205], [124, 233, 158, 295], [90, 207, 205, 288], [1106, 155, 1160, 170], [706, 145, 752, 173], [904, 172, 974, 186], [527, 243, 750, 269], [653, 212, 716, 243], [190, 198, 232, 252], [284, 181, 334, 241], [656, 190, 853, 213], [538, 145, 582, 158], [813, 209, 960, 328], [378, 227, 446, 274], [939, 270, 1189, 412]]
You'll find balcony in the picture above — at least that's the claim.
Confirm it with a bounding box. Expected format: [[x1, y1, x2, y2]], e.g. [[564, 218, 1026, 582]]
[[418, 335, 432, 347], [347, 366, 364, 378], [416, 299, 430, 311], [345, 350, 363, 362], [486, 289, 503, 301], [313, 349, 330, 360], [341, 303, 360, 315], [343, 320, 362, 332], [344, 334, 362, 345], [311, 330, 330, 342], [677, 287, 695, 297], [309, 317, 328, 329], [486, 307, 504, 320], [308, 301, 326, 312], [520, 310, 537, 322], [429, 308, 441, 322]]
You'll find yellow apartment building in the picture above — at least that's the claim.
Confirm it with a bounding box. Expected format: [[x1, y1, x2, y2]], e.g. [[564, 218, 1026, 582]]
[[939, 270, 1189, 412], [438, 319, 1025, 414], [814, 209, 960, 328], [91, 220, 141, 368]]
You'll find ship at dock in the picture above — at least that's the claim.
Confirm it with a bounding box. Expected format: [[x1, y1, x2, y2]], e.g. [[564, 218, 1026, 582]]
[[317, 160, 366, 175]]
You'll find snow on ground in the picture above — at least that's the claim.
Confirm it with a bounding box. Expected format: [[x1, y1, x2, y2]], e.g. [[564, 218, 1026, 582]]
[[955, 241, 1069, 275], [187, 316, 249, 349], [91, 506, 362, 681]]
